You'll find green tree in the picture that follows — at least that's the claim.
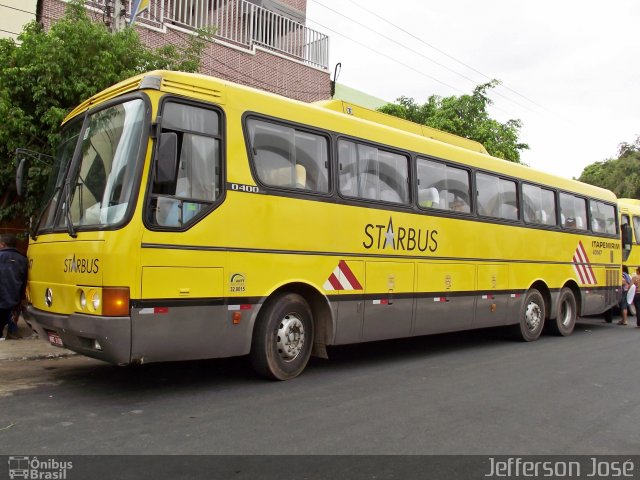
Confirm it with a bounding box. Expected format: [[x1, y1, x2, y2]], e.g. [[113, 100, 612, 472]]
[[378, 80, 529, 163], [0, 0, 212, 224], [578, 136, 640, 198]]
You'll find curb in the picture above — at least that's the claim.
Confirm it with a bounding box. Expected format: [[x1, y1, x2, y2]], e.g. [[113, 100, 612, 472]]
[[0, 321, 78, 362]]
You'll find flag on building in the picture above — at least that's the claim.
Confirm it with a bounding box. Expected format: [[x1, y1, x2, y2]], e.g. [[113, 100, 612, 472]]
[[130, 0, 150, 25]]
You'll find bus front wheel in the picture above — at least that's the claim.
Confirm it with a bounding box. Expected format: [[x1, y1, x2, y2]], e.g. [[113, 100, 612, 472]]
[[548, 288, 577, 336], [513, 289, 545, 341], [250, 293, 314, 381]]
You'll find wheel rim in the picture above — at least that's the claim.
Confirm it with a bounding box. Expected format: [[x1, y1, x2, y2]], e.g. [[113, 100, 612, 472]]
[[560, 299, 573, 327], [276, 314, 305, 361], [525, 300, 542, 332]]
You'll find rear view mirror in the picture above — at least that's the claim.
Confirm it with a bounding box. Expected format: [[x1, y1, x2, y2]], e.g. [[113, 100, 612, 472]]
[[14, 149, 54, 198], [16, 157, 27, 197]]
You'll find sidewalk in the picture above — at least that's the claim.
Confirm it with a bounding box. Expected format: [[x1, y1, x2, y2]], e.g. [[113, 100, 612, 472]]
[[0, 317, 76, 362]]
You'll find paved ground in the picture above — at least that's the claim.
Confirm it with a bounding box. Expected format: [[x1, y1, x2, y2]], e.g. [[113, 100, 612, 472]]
[[1, 315, 639, 455], [0, 317, 76, 362]]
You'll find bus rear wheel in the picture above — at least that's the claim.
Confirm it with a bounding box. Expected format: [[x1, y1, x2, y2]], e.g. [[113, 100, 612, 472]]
[[548, 288, 577, 336], [250, 293, 314, 381], [513, 289, 545, 341]]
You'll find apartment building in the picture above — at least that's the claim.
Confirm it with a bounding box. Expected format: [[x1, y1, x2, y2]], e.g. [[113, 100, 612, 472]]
[[0, 0, 38, 40], [38, 0, 331, 102]]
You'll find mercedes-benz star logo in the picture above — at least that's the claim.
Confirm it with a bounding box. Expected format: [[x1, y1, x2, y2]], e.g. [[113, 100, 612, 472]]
[[45, 288, 53, 307]]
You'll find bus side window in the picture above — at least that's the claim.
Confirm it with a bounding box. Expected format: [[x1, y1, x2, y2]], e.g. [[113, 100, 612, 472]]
[[590, 200, 616, 235], [573, 197, 587, 230], [559, 193, 574, 228], [338, 139, 409, 204], [540, 188, 557, 226], [148, 101, 222, 228], [476, 173, 518, 220], [498, 178, 518, 220], [523, 183, 553, 225], [248, 118, 329, 193], [476, 172, 497, 217], [416, 157, 470, 213], [633, 216, 640, 243]]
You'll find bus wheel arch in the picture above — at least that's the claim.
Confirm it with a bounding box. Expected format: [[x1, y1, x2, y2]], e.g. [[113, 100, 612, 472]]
[[250, 283, 333, 380], [565, 281, 582, 317]]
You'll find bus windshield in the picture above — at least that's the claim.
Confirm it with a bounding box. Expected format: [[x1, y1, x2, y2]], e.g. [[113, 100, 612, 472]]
[[38, 98, 146, 234], [36, 118, 83, 233]]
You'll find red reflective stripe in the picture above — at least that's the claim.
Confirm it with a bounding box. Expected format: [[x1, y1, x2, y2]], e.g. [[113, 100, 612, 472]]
[[339, 260, 362, 290], [573, 255, 586, 284], [327, 273, 343, 290], [154, 307, 169, 314], [240, 304, 251, 310], [575, 241, 596, 285]]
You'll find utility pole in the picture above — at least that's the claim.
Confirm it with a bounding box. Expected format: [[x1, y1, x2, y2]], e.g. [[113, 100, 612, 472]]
[[112, 0, 127, 32], [103, 0, 112, 31]]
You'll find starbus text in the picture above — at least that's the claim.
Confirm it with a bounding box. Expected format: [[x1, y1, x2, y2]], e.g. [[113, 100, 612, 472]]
[[362, 220, 438, 253]]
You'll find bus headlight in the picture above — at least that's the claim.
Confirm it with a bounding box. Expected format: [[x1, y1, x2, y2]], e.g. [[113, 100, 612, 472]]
[[91, 291, 101, 311], [79, 290, 87, 309]]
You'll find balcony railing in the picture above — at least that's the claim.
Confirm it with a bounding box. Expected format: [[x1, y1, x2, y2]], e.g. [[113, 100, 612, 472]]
[[84, 0, 329, 69]]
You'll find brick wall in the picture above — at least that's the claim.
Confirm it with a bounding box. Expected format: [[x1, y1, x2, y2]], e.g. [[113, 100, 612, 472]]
[[39, 0, 330, 102], [139, 27, 329, 102], [277, 0, 306, 14], [39, 0, 65, 30]]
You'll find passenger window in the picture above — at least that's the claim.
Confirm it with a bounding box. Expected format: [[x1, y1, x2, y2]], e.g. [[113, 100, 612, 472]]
[[590, 200, 617, 235], [634, 216, 640, 243], [338, 139, 409, 204], [523, 184, 556, 225], [416, 158, 470, 212], [148, 102, 222, 228], [560, 193, 587, 230], [476, 172, 518, 220], [247, 119, 329, 193]]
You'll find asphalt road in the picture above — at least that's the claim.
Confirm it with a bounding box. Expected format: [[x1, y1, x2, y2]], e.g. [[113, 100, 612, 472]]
[[1, 317, 639, 456]]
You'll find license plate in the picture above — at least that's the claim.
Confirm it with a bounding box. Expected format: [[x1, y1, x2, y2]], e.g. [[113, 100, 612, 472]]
[[47, 331, 64, 347]]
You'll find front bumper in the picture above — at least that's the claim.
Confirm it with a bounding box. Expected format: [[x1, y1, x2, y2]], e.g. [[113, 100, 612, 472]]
[[24, 304, 131, 365]]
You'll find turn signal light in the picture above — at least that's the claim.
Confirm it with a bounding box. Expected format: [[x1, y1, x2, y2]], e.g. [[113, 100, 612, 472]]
[[102, 287, 130, 316]]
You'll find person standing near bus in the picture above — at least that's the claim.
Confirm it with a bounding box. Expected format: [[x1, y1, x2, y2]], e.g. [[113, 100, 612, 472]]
[[618, 265, 633, 326], [0, 233, 27, 340], [633, 267, 640, 328]]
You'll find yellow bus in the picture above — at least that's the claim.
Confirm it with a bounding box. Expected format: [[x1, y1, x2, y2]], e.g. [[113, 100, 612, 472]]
[[619, 198, 640, 270], [19, 71, 621, 380]]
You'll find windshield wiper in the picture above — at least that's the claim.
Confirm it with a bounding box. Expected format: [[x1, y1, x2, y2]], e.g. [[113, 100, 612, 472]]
[[30, 183, 62, 241], [63, 181, 78, 238]]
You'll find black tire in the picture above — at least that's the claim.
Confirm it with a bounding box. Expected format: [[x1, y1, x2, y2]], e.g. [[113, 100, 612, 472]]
[[604, 308, 613, 323], [250, 293, 314, 381], [512, 289, 545, 341], [548, 288, 577, 336]]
